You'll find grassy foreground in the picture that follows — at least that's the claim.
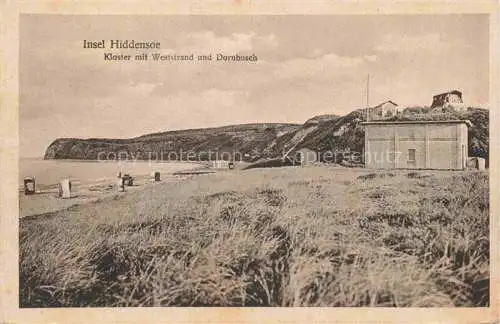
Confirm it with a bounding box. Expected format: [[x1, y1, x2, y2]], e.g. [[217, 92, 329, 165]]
[[19, 167, 489, 307]]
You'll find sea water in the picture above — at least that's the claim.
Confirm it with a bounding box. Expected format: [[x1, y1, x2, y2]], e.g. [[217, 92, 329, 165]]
[[19, 158, 200, 188]]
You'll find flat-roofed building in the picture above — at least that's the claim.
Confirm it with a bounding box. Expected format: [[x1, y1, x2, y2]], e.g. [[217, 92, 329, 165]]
[[362, 120, 471, 170]]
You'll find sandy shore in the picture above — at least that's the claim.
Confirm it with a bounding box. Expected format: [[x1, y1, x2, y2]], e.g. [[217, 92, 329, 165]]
[[19, 165, 209, 218]]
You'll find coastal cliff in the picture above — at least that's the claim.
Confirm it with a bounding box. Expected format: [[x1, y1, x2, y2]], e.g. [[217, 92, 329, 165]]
[[44, 108, 489, 165]]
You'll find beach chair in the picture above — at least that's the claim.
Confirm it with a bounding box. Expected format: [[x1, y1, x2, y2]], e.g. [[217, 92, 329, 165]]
[[24, 177, 36, 195]]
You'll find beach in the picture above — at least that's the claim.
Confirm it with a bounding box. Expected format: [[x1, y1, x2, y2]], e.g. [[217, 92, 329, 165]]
[[19, 158, 206, 218]]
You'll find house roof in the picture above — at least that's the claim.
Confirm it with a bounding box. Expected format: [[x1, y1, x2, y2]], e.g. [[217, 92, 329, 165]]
[[433, 90, 462, 98], [361, 119, 472, 127], [374, 100, 398, 108]]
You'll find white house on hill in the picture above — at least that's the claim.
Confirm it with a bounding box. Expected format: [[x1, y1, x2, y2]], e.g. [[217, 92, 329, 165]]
[[369, 101, 399, 120]]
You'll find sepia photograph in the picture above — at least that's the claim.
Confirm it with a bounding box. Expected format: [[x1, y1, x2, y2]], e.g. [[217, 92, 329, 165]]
[[1, 3, 496, 321]]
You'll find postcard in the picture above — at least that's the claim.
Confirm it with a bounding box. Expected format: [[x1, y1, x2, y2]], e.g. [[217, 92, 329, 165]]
[[1, 1, 498, 323]]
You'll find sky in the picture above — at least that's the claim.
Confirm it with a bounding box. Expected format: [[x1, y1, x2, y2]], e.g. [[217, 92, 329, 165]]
[[20, 14, 489, 157]]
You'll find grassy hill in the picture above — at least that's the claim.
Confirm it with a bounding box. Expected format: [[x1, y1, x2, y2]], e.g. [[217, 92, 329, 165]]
[[20, 167, 489, 306], [44, 108, 489, 165], [44, 123, 301, 161]]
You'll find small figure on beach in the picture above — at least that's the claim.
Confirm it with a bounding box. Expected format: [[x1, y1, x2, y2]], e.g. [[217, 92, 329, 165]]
[[118, 176, 126, 192]]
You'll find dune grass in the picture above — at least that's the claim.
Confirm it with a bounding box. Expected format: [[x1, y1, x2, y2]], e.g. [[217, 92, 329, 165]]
[[19, 167, 489, 307]]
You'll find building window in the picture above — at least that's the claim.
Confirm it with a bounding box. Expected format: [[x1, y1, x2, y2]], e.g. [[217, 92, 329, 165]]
[[408, 149, 416, 162]]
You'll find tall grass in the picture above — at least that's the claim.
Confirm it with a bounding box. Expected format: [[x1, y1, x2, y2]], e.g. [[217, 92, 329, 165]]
[[19, 168, 489, 307]]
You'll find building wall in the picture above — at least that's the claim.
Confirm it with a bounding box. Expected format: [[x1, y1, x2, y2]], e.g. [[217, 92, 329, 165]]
[[380, 102, 398, 116], [210, 160, 230, 168], [365, 123, 468, 170], [446, 93, 463, 104], [431, 92, 463, 108], [460, 123, 468, 168], [369, 102, 398, 120], [431, 94, 446, 108]]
